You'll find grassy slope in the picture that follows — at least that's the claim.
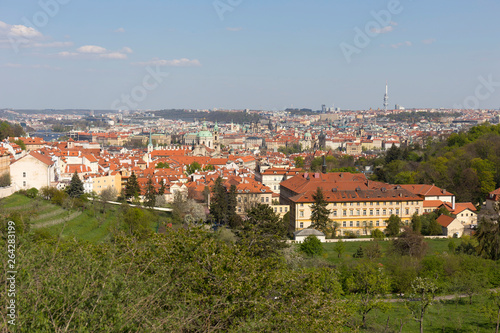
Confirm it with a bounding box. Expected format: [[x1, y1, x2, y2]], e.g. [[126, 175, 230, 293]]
[[1, 194, 166, 243]]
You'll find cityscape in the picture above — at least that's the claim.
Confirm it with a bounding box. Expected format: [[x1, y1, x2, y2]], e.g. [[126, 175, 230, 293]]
[[1, 0, 500, 332]]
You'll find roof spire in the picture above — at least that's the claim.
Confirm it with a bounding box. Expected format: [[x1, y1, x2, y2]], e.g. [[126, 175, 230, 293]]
[[322, 155, 327, 174]]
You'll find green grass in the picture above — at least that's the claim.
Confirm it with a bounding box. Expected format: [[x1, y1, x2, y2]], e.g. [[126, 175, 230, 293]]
[[1, 193, 170, 243], [360, 294, 497, 332], [321, 239, 458, 264]]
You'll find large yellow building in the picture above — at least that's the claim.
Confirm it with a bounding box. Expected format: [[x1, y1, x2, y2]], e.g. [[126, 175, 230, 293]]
[[280, 172, 423, 236]]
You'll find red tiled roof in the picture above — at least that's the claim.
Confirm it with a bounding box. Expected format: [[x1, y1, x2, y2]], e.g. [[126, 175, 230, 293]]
[[436, 215, 455, 228]]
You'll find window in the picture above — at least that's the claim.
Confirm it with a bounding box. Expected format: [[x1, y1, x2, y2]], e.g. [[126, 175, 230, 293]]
[[376, 209, 380, 215], [383, 209, 387, 215], [370, 202, 373, 206], [23, 172, 26, 178], [23, 181, 26, 187], [274, 208, 277, 212], [342, 221, 346, 227], [396, 209, 400, 215], [363, 209, 367, 215], [280, 207, 283, 213], [299, 211, 304, 217], [261, 197, 264, 203], [376, 221, 380, 226], [285, 207, 288, 212], [343, 210, 347, 216], [349, 209, 353, 216], [370, 210, 373, 216], [333, 203, 337, 206], [356, 209, 360, 216], [405, 208, 409, 215], [300, 203, 304, 207], [349, 221, 353, 227], [415, 208, 419, 214], [266, 197, 269, 203], [356, 221, 360, 227], [238, 197, 241, 202], [300, 222, 304, 228], [376, 202, 380, 205], [238, 207, 242, 212], [356, 230, 360, 235]]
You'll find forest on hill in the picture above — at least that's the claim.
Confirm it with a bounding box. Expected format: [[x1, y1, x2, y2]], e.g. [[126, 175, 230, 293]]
[[153, 109, 261, 124], [370, 123, 500, 204]]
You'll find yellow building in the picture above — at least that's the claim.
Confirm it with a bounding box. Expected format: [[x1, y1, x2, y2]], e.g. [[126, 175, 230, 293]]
[[91, 172, 122, 195], [280, 172, 423, 236]]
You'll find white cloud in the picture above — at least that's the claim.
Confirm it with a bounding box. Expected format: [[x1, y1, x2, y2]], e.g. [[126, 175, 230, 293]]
[[32, 41, 74, 48], [77, 45, 107, 54], [100, 52, 127, 59], [132, 58, 201, 67], [422, 38, 436, 45], [2, 63, 61, 70], [114, 28, 125, 33], [226, 27, 243, 32], [370, 25, 394, 34], [121, 47, 133, 54], [391, 41, 412, 49], [58, 51, 79, 57]]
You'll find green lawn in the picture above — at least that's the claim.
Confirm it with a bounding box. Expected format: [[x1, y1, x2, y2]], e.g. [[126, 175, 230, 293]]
[[1, 193, 169, 243], [321, 239, 457, 264], [361, 295, 497, 332]]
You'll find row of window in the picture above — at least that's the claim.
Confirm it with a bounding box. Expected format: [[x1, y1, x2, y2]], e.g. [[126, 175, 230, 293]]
[[298, 208, 418, 217], [299, 201, 420, 207], [273, 206, 289, 213]]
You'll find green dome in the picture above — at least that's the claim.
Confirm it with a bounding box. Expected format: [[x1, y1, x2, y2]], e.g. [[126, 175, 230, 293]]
[[305, 132, 312, 137], [197, 130, 213, 138]]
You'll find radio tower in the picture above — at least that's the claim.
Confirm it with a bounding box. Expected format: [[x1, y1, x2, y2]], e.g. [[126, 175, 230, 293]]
[[383, 81, 389, 111]]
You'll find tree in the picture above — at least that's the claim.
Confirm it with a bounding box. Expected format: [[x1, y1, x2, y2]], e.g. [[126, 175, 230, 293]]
[[334, 239, 345, 258], [209, 177, 228, 224], [122, 206, 151, 239], [155, 162, 170, 169], [227, 184, 241, 228], [125, 172, 140, 199], [294, 156, 305, 168], [239, 203, 288, 258], [186, 161, 202, 175], [411, 213, 422, 234], [476, 217, 500, 260], [371, 229, 384, 239], [0, 172, 11, 187], [385, 214, 401, 236], [352, 246, 364, 258], [144, 178, 157, 208], [405, 277, 438, 333], [66, 171, 84, 198], [203, 164, 215, 171], [299, 235, 323, 257], [310, 187, 331, 234], [158, 181, 166, 195], [342, 261, 391, 328], [100, 187, 117, 213], [488, 290, 500, 333], [392, 228, 428, 258]]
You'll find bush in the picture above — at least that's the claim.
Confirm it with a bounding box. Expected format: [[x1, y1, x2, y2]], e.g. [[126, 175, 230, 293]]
[[26, 188, 38, 198], [372, 229, 385, 239], [0, 172, 11, 187], [299, 235, 324, 257]]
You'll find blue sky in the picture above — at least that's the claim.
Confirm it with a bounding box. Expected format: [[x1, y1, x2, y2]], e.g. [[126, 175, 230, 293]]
[[0, 0, 499, 110]]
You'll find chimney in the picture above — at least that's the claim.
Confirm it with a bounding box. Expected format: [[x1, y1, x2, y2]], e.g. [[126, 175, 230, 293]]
[[452, 196, 455, 210], [322, 155, 327, 174]]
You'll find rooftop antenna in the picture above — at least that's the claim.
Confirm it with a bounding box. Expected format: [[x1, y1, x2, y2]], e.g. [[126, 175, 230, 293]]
[[383, 81, 389, 112]]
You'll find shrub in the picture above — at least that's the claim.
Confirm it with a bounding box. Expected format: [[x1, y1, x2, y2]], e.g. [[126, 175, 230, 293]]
[[372, 229, 385, 239], [26, 188, 38, 198], [299, 235, 324, 257]]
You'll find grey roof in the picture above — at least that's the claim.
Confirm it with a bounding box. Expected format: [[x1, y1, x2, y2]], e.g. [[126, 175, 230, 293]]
[[293, 228, 325, 237]]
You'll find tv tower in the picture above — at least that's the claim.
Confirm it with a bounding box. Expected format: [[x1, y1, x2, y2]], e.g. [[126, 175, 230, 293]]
[[383, 81, 389, 111]]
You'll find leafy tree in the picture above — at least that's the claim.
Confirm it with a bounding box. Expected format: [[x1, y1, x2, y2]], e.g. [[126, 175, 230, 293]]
[[66, 171, 84, 198], [155, 162, 169, 169], [227, 184, 241, 228], [294, 156, 305, 168], [310, 187, 331, 234], [371, 229, 385, 239], [411, 213, 422, 234], [186, 161, 202, 175], [364, 241, 382, 260], [125, 172, 140, 199], [100, 187, 117, 213], [299, 235, 323, 257], [405, 277, 438, 333], [333, 239, 345, 258], [0, 173, 11, 187], [203, 164, 215, 171], [342, 261, 391, 327], [144, 178, 157, 208], [122, 206, 151, 239], [385, 214, 401, 236], [14, 139, 26, 150]]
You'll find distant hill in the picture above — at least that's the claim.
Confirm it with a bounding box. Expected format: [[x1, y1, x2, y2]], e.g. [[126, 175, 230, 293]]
[[153, 109, 261, 123]]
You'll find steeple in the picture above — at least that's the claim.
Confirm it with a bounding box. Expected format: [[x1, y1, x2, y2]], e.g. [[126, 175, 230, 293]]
[[147, 131, 153, 154], [383, 81, 389, 112], [322, 155, 327, 174]]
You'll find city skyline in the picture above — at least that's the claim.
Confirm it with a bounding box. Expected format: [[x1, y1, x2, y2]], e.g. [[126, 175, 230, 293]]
[[0, 0, 499, 110]]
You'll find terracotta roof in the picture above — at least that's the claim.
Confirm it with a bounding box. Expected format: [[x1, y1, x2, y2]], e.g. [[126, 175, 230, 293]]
[[436, 215, 455, 228], [399, 184, 454, 197]]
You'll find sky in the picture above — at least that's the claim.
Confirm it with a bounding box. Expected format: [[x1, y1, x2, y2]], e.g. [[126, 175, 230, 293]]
[[0, 0, 499, 111]]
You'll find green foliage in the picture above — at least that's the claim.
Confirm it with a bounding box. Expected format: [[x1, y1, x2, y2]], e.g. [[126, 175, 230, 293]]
[[239, 203, 288, 258], [25, 187, 38, 198], [294, 156, 305, 168], [391, 228, 428, 258], [124, 172, 140, 199], [186, 161, 202, 174], [385, 214, 401, 236], [310, 187, 331, 234], [476, 218, 500, 260], [14, 138, 26, 150], [203, 164, 215, 171], [121, 206, 152, 239], [0, 120, 24, 140], [353, 246, 364, 258], [405, 277, 438, 333], [155, 161, 170, 169], [66, 171, 84, 198], [299, 235, 323, 257], [334, 239, 346, 258], [0, 172, 11, 187], [278, 143, 301, 155], [311, 155, 356, 172], [371, 229, 385, 239], [144, 177, 157, 208]]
